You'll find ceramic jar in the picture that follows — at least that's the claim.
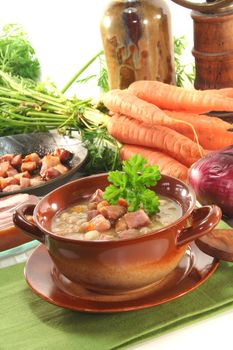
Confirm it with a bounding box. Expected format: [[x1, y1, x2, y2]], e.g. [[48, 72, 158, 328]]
[[100, 0, 176, 89]]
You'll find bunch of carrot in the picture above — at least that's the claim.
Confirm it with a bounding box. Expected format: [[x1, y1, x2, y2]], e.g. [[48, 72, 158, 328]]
[[103, 80, 233, 182]]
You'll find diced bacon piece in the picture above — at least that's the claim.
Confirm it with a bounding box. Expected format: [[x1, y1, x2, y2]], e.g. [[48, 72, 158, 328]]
[[21, 161, 37, 172], [19, 177, 31, 189], [96, 200, 109, 211], [118, 229, 140, 239], [0, 176, 19, 190], [14, 171, 31, 180], [115, 217, 128, 233], [54, 148, 73, 163], [41, 154, 60, 168], [40, 155, 61, 178], [0, 161, 11, 177], [89, 189, 104, 203], [23, 152, 41, 164], [124, 210, 151, 229], [3, 184, 21, 192], [6, 166, 18, 177], [88, 202, 98, 210], [87, 210, 99, 221], [0, 154, 14, 163], [11, 154, 22, 168], [99, 205, 127, 220], [0, 177, 3, 191], [53, 163, 68, 175], [30, 176, 45, 187], [79, 214, 111, 233], [43, 167, 61, 180]]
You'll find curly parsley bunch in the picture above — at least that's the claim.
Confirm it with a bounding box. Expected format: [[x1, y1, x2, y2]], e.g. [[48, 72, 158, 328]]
[[103, 155, 161, 215]]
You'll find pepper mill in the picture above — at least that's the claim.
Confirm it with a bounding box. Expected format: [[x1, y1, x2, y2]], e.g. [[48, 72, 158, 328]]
[[171, 0, 233, 89], [100, 0, 176, 90]]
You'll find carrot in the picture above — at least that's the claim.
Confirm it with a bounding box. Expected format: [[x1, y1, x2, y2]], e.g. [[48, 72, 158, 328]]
[[164, 110, 233, 150], [103, 89, 203, 154], [128, 80, 233, 113], [103, 89, 174, 126], [165, 110, 231, 130], [207, 87, 233, 99], [120, 144, 188, 181], [108, 114, 204, 167]]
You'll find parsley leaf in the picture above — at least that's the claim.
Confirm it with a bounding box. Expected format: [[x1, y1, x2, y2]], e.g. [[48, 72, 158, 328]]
[[103, 154, 161, 215]]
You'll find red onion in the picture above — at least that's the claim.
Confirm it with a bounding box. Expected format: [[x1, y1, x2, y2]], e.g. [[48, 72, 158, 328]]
[[188, 145, 233, 218]]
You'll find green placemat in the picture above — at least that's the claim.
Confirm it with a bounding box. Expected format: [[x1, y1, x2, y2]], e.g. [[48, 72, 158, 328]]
[[0, 222, 233, 350]]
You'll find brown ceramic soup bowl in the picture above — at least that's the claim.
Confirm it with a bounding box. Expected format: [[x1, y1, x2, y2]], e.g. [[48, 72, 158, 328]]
[[13, 174, 221, 299]]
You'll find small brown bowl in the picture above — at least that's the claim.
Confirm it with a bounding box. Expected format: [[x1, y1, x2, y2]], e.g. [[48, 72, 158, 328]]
[[13, 174, 222, 300]]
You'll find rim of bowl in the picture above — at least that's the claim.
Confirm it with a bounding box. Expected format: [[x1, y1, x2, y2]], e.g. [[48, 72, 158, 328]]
[[33, 173, 196, 246]]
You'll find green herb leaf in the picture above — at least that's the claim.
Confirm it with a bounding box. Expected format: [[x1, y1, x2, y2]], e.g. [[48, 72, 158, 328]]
[[0, 23, 40, 81], [103, 154, 161, 215]]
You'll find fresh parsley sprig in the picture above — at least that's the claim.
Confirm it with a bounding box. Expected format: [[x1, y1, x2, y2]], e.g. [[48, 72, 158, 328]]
[[103, 155, 161, 215]]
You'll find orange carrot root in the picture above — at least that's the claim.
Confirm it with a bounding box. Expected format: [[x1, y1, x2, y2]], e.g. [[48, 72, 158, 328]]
[[108, 114, 204, 167], [120, 144, 188, 181], [207, 87, 233, 99], [103, 89, 203, 156], [103, 89, 173, 126], [128, 80, 233, 113], [164, 110, 233, 150]]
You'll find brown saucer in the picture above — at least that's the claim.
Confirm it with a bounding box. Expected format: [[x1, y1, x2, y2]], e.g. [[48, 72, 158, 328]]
[[24, 243, 218, 313]]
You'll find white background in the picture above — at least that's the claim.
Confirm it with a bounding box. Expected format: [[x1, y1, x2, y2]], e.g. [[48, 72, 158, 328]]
[[1, 2, 232, 350], [0, 0, 194, 97]]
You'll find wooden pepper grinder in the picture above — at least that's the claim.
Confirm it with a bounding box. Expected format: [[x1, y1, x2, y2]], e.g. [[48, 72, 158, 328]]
[[100, 0, 176, 90], [171, 0, 233, 89]]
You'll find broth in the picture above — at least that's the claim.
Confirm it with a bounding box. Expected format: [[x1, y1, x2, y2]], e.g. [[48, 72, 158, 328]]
[[51, 194, 182, 241]]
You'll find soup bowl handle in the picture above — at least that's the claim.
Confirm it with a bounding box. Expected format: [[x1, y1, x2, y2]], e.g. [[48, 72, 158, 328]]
[[13, 203, 45, 243], [176, 205, 222, 247]]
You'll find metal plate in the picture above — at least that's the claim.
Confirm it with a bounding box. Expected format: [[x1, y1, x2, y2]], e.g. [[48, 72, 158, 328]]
[[0, 131, 88, 197]]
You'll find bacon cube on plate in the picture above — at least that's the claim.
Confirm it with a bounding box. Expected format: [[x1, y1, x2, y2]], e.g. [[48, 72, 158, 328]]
[[11, 154, 22, 168], [53, 163, 68, 175], [0, 154, 14, 163], [21, 161, 37, 172], [6, 166, 18, 177], [40, 155, 61, 178], [0, 176, 19, 190], [30, 176, 45, 187], [19, 177, 31, 189], [3, 184, 21, 193], [23, 152, 41, 164], [54, 148, 73, 163], [14, 171, 31, 180], [43, 167, 61, 180], [0, 162, 11, 177]]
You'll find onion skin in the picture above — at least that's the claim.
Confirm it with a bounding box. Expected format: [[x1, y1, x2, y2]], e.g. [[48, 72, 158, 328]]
[[188, 145, 233, 218]]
